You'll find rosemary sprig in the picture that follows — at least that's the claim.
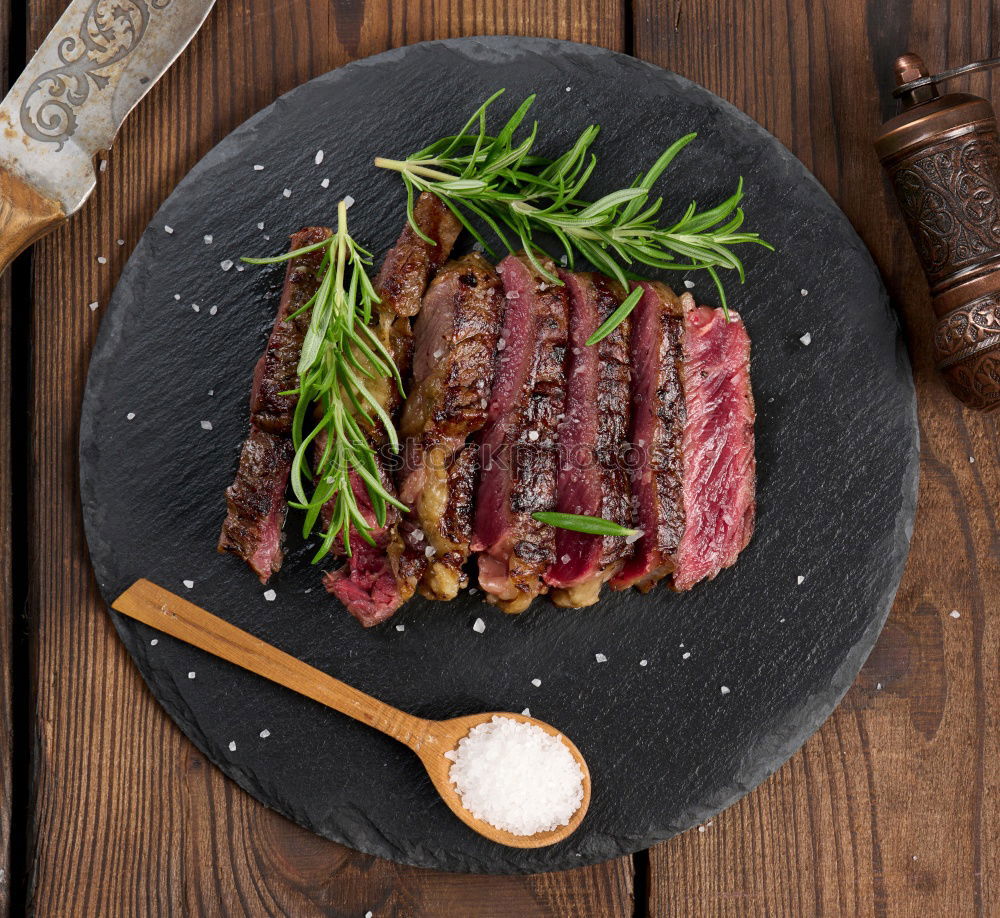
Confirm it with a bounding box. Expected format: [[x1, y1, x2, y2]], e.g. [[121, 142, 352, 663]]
[[532, 512, 641, 538], [374, 90, 772, 316], [243, 200, 407, 561]]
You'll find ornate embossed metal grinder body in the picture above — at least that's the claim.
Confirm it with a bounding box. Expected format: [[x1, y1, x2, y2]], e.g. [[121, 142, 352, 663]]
[[876, 53, 1000, 410]]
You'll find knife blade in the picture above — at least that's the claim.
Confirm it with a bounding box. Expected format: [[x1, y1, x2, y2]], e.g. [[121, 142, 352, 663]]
[[0, 0, 215, 269]]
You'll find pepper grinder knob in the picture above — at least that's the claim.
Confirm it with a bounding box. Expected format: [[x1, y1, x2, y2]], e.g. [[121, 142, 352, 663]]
[[875, 52, 1000, 411]]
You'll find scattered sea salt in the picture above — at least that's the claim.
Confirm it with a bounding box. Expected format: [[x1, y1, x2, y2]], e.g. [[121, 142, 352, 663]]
[[149, 639, 158, 646], [182, 579, 194, 589], [472, 617, 486, 633], [164, 225, 173, 234], [625, 530, 643, 545], [99, 159, 108, 172], [800, 288, 809, 296], [560, 554, 571, 564], [174, 294, 181, 301], [117, 239, 124, 246], [595, 653, 607, 663], [506, 290, 520, 300], [797, 575, 805, 586], [200, 420, 213, 430], [97, 256, 107, 265], [220, 259, 234, 271], [228, 741, 236, 752], [209, 305, 218, 316], [188, 672, 196, 679], [950, 610, 961, 619], [970, 456, 975, 464], [253, 164, 264, 171], [257, 222, 265, 231], [282, 188, 291, 198], [321, 178, 330, 189], [263, 589, 276, 601], [344, 195, 355, 209], [497, 339, 506, 351], [126, 412, 135, 421], [682, 651, 691, 660], [396, 624, 405, 632], [208, 389, 214, 396], [876, 682, 882, 690], [260, 729, 270, 738], [88, 301, 99, 312], [192, 304, 200, 312], [424, 545, 436, 558], [684, 279, 695, 289], [698, 825, 706, 833], [799, 332, 812, 346], [527, 430, 539, 441], [314, 149, 324, 165], [365, 912, 372, 918], [720, 685, 731, 695], [640, 659, 648, 667], [411, 529, 424, 542], [565, 86, 572, 92], [521, 708, 531, 716], [203, 234, 213, 244], [531, 678, 542, 687], [446, 715, 584, 835]]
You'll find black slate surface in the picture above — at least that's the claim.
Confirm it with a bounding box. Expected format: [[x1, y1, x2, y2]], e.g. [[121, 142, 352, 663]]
[[79, 37, 919, 874]]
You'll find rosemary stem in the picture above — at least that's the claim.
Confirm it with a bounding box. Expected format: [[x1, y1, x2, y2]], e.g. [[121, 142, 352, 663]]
[[374, 157, 459, 184]]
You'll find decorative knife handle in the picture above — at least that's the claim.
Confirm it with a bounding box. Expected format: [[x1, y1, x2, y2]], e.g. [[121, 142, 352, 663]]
[[0, 168, 65, 272]]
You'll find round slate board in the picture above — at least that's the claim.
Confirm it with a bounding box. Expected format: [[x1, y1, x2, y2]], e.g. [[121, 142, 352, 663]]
[[80, 36, 918, 873]]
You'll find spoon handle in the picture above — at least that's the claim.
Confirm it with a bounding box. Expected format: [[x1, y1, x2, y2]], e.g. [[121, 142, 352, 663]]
[[112, 579, 429, 747]]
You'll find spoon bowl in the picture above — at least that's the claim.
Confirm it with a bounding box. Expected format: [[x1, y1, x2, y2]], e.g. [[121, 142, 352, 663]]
[[112, 579, 591, 848]]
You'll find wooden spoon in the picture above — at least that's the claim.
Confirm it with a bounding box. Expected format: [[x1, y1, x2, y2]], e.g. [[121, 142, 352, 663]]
[[112, 579, 591, 848]]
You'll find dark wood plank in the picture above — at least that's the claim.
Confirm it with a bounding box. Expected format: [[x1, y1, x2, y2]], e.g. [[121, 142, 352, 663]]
[[25, 1, 632, 915], [634, 1, 999, 915]]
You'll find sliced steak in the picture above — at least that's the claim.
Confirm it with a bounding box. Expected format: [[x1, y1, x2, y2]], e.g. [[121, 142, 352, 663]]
[[472, 254, 568, 613], [218, 227, 330, 582], [671, 304, 755, 590], [545, 272, 633, 608], [325, 201, 462, 622], [610, 281, 687, 592], [393, 255, 506, 600]]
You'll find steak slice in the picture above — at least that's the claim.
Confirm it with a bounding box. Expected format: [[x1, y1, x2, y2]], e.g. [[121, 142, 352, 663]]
[[325, 201, 461, 623], [671, 304, 755, 590], [218, 227, 330, 582], [393, 255, 506, 600], [545, 272, 633, 608], [610, 281, 687, 592], [472, 254, 568, 613]]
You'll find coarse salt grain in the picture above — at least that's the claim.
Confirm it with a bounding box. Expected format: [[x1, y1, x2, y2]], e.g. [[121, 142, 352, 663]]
[[595, 653, 607, 663], [97, 256, 107, 265], [126, 412, 135, 420], [164, 225, 173, 234], [99, 159, 108, 172], [799, 332, 812, 346], [396, 624, 405, 632], [625, 529, 643, 545], [321, 178, 330, 188], [228, 741, 236, 751], [174, 293, 181, 301], [684, 279, 695, 289], [800, 288, 809, 296], [210, 306, 218, 316], [220, 259, 234, 271], [527, 430, 539, 441], [208, 389, 214, 396], [797, 575, 805, 585], [424, 545, 436, 558], [682, 652, 691, 659], [263, 589, 276, 601], [282, 188, 292, 198], [200, 420, 213, 430], [192, 304, 200, 312], [640, 659, 648, 667], [203, 234, 213, 244], [720, 685, 731, 695], [253, 164, 264, 171], [950, 610, 961, 619], [183, 579, 194, 589], [344, 195, 355, 209], [560, 554, 571, 564], [150, 639, 158, 646], [521, 708, 531, 716], [365, 912, 373, 918], [531, 678, 542, 687], [446, 715, 584, 835], [88, 301, 99, 312], [314, 149, 324, 165], [260, 729, 270, 738], [117, 239, 124, 246], [472, 617, 486, 633], [188, 672, 196, 679]]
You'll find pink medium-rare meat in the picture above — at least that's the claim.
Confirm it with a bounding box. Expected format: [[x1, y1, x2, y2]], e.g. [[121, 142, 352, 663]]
[[545, 272, 634, 608], [323, 465, 405, 627], [219, 227, 330, 582], [610, 281, 687, 592], [393, 255, 506, 601], [671, 304, 756, 591], [472, 254, 568, 613]]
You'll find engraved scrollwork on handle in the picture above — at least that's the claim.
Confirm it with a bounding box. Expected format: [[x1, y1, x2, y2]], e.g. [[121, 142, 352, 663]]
[[889, 131, 1000, 285], [935, 294, 1000, 409], [18, 0, 173, 150]]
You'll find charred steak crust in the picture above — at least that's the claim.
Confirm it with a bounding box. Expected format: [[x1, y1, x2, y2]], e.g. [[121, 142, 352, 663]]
[[218, 227, 330, 582], [610, 281, 687, 592], [395, 255, 506, 601], [473, 254, 569, 613], [547, 272, 633, 607], [375, 192, 463, 318]]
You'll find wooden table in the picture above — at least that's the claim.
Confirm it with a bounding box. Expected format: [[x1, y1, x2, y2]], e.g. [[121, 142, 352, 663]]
[[0, 0, 996, 914]]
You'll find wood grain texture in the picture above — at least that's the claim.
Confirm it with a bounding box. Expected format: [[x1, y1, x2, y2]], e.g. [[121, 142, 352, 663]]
[[635, 1, 999, 915], [24, 0, 633, 915], [0, 167, 64, 273]]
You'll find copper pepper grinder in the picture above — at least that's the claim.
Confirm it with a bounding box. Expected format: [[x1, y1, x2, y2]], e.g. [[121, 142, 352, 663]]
[[875, 53, 1000, 411]]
